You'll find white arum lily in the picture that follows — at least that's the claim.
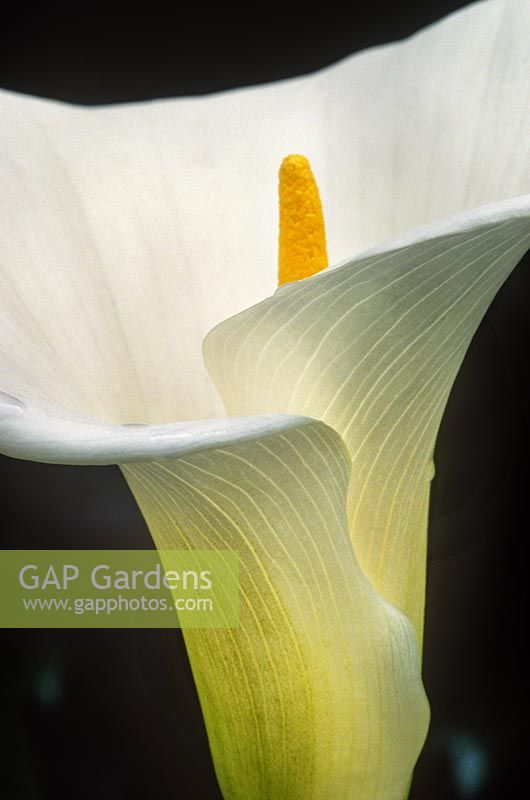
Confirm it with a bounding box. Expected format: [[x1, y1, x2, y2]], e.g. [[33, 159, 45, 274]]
[[1, 0, 529, 797]]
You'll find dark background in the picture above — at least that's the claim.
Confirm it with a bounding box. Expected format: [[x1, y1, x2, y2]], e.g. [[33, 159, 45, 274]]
[[1, 1, 528, 797]]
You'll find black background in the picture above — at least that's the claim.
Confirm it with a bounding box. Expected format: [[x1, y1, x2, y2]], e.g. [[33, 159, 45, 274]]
[[1, 1, 528, 798]]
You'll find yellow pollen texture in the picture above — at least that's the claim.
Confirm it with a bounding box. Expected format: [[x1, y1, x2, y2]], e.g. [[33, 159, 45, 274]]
[[278, 154, 328, 286]]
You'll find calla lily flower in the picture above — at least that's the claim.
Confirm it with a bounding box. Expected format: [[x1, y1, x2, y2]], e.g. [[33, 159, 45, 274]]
[[1, 0, 529, 798]]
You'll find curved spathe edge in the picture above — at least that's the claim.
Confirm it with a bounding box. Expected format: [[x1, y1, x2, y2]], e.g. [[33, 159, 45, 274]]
[[272, 193, 530, 293], [364, 192, 530, 256], [0, 397, 310, 465]]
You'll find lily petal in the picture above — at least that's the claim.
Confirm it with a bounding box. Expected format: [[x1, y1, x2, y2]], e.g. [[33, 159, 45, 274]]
[[0, 399, 307, 465], [203, 197, 530, 638], [122, 418, 429, 800], [318, 0, 530, 257], [1, 1, 528, 430]]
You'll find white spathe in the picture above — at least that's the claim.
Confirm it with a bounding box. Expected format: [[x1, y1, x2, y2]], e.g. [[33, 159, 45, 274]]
[[0, 3, 529, 797], [0, 0, 528, 440], [203, 197, 530, 636]]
